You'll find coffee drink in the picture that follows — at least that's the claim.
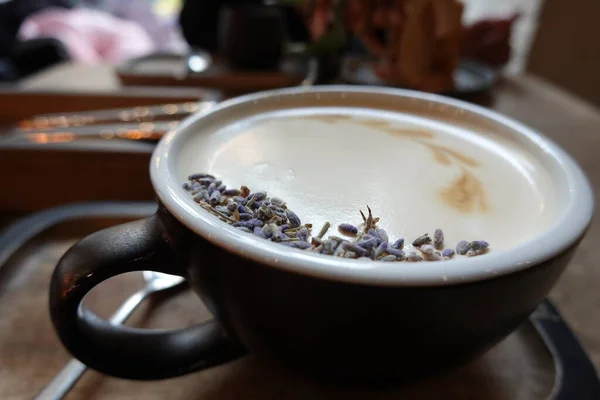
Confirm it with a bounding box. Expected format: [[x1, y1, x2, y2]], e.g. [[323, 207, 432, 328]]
[[178, 110, 557, 253]]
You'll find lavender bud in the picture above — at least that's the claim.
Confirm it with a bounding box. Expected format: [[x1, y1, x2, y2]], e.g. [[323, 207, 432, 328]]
[[407, 252, 423, 262], [208, 182, 217, 191], [209, 191, 221, 205], [271, 197, 285, 207], [271, 231, 286, 242], [297, 226, 310, 242], [239, 213, 254, 221], [377, 229, 389, 243], [469, 241, 489, 252], [412, 234, 431, 247], [420, 244, 436, 256], [391, 238, 404, 249], [261, 224, 274, 238], [433, 229, 444, 249], [183, 182, 192, 191], [456, 240, 469, 255], [223, 188, 241, 197], [342, 242, 367, 257], [216, 185, 227, 193], [367, 247, 377, 260], [280, 224, 290, 232], [356, 236, 378, 250], [226, 201, 238, 212], [188, 173, 215, 181], [247, 219, 265, 229], [386, 248, 405, 259], [214, 205, 230, 215], [442, 249, 455, 259], [375, 242, 388, 258], [232, 196, 247, 205], [292, 241, 312, 250], [285, 209, 301, 227], [253, 227, 267, 239], [191, 182, 202, 191], [213, 180, 222, 188], [381, 255, 398, 262], [338, 223, 358, 235]]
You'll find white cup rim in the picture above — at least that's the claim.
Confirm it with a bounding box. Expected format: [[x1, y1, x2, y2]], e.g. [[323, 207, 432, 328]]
[[150, 86, 594, 287]]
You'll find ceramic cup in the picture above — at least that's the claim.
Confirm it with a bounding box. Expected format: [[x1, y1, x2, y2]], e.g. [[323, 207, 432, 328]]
[[50, 86, 593, 382]]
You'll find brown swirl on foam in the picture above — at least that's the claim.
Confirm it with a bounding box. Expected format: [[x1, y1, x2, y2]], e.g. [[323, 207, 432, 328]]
[[301, 114, 488, 214], [440, 168, 489, 213]]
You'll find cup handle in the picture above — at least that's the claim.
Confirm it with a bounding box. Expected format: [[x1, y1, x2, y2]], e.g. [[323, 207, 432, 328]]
[[49, 215, 245, 380]]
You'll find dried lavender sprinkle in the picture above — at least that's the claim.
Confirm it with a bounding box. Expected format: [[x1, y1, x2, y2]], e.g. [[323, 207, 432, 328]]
[[456, 240, 469, 255], [375, 242, 388, 258], [338, 223, 358, 236], [391, 238, 404, 249], [442, 249, 455, 259], [469, 241, 489, 251], [377, 229, 389, 243], [434, 229, 444, 249], [223, 188, 241, 196], [407, 252, 423, 262], [285, 209, 301, 227], [253, 227, 267, 239], [412, 234, 431, 247], [342, 242, 367, 257], [184, 173, 491, 263]]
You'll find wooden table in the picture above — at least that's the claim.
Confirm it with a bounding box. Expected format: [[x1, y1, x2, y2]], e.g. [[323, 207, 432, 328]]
[[2, 64, 599, 398]]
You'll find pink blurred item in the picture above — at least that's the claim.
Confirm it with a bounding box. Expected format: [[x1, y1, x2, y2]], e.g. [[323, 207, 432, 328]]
[[18, 7, 156, 63]]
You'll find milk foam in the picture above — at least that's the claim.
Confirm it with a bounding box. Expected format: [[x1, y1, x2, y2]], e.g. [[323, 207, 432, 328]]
[[177, 109, 557, 252]]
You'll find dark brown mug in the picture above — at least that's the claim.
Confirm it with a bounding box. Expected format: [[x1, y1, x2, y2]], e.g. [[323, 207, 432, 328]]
[[50, 86, 593, 382]]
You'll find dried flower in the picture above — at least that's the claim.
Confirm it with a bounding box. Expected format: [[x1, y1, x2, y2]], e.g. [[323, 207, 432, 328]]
[[434, 229, 444, 249], [412, 234, 431, 247], [185, 173, 491, 263], [297, 226, 310, 242], [456, 240, 469, 255], [442, 249, 455, 259], [377, 229, 389, 243], [240, 186, 250, 198], [342, 242, 367, 257], [375, 242, 388, 258], [292, 241, 312, 250], [391, 238, 404, 249], [356, 236, 378, 250], [253, 227, 267, 239], [223, 188, 241, 196], [285, 209, 301, 227], [209, 191, 222, 205], [407, 252, 423, 262], [469, 240, 489, 251], [338, 223, 358, 235], [386, 248, 405, 259]]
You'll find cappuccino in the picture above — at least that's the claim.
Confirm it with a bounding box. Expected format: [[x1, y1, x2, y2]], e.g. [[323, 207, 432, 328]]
[[178, 109, 557, 252]]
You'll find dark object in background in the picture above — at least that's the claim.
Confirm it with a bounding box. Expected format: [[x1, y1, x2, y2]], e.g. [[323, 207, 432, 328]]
[[218, 4, 285, 70], [179, 0, 309, 53], [0, 59, 18, 82], [11, 38, 71, 78], [0, 0, 72, 81], [0, 0, 72, 58]]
